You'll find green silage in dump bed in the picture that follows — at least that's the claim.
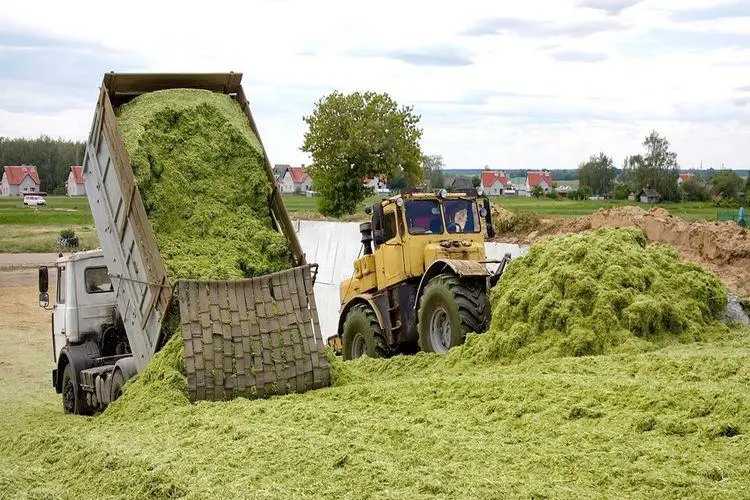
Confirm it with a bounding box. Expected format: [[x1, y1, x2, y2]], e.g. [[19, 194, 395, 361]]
[[116, 88, 291, 280]]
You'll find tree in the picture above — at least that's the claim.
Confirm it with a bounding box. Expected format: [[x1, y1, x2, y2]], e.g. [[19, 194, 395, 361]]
[[680, 177, 710, 202], [576, 185, 592, 200], [746, 176, 750, 199], [628, 131, 680, 201], [422, 154, 445, 188], [471, 175, 481, 188], [387, 172, 408, 192], [613, 184, 630, 200], [578, 152, 616, 197], [531, 185, 544, 198], [302, 91, 422, 216], [710, 170, 745, 200]]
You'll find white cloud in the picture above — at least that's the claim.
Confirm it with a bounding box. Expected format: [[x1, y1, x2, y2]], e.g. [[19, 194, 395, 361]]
[[0, 0, 749, 169]]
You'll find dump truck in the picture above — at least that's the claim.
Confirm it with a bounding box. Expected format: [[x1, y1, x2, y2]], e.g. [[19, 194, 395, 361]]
[[38, 73, 330, 414], [337, 188, 510, 359]]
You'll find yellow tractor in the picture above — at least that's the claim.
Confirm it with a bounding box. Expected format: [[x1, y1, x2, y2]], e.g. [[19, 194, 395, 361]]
[[337, 188, 511, 359]]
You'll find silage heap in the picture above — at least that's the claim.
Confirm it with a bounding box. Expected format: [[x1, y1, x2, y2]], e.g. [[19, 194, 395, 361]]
[[461, 228, 728, 362], [116, 88, 291, 280], [105, 89, 293, 415]]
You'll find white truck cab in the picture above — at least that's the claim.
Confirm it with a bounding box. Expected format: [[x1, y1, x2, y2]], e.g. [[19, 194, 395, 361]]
[[39, 250, 134, 414]]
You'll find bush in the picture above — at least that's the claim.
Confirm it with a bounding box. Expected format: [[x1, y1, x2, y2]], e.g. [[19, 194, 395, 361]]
[[58, 229, 79, 248], [494, 211, 541, 234], [680, 178, 710, 202], [613, 184, 631, 200]]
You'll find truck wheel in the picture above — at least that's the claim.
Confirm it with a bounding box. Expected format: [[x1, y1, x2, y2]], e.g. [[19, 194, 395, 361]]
[[417, 274, 489, 353], [110, 368, 126, 402], [342, 304, 387, 360], [61, 363, 90, 415]]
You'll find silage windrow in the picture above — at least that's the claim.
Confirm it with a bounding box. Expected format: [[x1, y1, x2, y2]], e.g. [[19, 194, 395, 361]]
[[458, 228, 728, 363]]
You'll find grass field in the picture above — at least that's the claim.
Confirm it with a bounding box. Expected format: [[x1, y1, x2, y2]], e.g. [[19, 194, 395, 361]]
[[0, 196, 96, 253]]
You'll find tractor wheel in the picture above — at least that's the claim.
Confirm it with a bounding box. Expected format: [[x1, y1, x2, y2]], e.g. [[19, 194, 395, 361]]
[[61, 363, 90, 415], [417, 274, 489, 353], [342, 304, 388, 361]]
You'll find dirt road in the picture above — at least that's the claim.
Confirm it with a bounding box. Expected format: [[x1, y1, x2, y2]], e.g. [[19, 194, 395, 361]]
[[0, 253, 59, 271]]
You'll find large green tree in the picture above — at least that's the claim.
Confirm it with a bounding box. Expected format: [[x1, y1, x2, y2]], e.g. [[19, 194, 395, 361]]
[[422, 154, 445, 188], [623, 131, 680, 201], [578, 152, 616, 197], [302, 91, 422, 216], [710, 170, 745, 200]]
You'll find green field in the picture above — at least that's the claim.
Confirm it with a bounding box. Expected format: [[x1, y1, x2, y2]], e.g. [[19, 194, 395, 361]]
[[0, 196, 97, 253]]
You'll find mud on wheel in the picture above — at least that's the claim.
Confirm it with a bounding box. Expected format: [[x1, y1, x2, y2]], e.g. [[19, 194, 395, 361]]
[[417, 273, 489, 353], [342, 303, 388, 361]]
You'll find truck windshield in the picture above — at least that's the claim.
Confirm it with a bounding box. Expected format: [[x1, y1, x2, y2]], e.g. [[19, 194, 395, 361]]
[[405, 200, 443, 234], [444, 199, 481, 233]]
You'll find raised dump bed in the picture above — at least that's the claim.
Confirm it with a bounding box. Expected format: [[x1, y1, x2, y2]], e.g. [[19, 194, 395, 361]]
[[83, 73, 329, 403]]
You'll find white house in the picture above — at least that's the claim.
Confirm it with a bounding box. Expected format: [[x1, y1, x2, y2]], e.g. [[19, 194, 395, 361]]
[[364, 176, 389, 193], [525, 170, 553, 195], [481, 169, 511, 195], [66, 165, 86, 196], [279, 166, 313, 194], [1, 165, 40, 196], [677, 173, 694, 185]]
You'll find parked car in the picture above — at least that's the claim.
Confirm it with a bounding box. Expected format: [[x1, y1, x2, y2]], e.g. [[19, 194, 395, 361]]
[[23, 194, 46, 206]]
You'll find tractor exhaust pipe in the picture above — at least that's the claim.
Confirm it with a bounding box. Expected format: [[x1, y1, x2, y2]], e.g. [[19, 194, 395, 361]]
[[360, 222, 373, 255]]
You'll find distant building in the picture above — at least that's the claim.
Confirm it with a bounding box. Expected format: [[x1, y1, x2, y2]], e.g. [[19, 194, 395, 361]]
[[555, 184, 571, 197], [481, 169, 511, 195], [273, 164, 291, 182], [677, 173, 694, 185], [1, 165, 40, 196], [279, 165, 313, 193], [525, 170, 553, 195], [638, 188, 661, 204], [66, 166, 85, 196], [449, 176, 474, 191]]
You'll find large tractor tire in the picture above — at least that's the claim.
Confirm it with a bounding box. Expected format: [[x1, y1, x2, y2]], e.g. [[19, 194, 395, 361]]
[[417, 274, 489, 353], [342, 303, 388, 361]]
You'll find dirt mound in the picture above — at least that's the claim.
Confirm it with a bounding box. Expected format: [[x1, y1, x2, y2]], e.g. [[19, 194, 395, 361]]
[[553, 207, 750, 297]]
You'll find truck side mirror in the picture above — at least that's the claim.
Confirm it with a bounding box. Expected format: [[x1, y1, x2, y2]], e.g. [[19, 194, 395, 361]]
[[38, 266, 49, 308]]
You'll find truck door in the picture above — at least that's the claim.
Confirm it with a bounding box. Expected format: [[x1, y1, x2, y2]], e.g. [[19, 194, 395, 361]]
[[52, 265, 67, 363], [375, 207, 406, 287]]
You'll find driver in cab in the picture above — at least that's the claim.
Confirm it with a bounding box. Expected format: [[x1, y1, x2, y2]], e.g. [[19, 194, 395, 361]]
[[447, 207, 471, 233]]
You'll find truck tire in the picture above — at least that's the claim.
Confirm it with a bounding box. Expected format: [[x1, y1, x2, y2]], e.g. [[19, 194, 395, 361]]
[[342, 303, 387, 361], [417, 274, 489, 353], [61, 363, 90, 415], [110, 368, 126, 403]]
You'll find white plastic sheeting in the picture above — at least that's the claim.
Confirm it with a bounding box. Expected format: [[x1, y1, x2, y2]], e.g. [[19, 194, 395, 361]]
[[294, 220, 527, 339]]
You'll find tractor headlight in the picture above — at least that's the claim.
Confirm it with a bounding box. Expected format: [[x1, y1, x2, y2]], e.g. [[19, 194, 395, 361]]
[[438, 188, 448, 198], [479, 206, 488, 218], [476, 187, 484, 197], [396, 197, 404, 207]]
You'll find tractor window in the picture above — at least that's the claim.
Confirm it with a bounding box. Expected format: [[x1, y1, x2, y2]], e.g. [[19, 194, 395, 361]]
[[444, 199, 481, 233], [57, 266, 66, 304], [85, 266, 113, 294], [405, 200, 444, 235], [383, 211, 398, 242]]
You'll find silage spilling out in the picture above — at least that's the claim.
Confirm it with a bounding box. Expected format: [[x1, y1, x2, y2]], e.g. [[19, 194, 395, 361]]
[[105, 89, 293, 415], [461, 228, 728, 362]]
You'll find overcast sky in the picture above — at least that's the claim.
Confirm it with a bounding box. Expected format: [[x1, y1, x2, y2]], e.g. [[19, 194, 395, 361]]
[[1, 0, 749, 170]]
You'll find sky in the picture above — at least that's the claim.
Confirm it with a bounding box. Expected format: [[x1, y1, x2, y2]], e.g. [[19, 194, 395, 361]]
[[1, 0, 749, 170]]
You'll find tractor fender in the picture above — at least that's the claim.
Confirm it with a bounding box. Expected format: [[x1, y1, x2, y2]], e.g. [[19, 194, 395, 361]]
[[54, 338, 100, 393], [413, 259, 489, 310], [337, 294, 388, 338]]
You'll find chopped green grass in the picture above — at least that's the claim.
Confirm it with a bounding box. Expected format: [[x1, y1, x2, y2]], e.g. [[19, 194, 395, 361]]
[[116, 88, 291, 280]]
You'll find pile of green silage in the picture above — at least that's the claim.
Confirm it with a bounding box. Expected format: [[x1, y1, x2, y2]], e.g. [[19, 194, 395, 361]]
[[116, 88, 291, 280], [460, 228, 728, 362]]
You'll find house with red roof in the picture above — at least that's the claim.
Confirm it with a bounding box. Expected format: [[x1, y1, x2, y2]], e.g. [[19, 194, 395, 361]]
[[525, 170, 553, 195], [1, 165, 40, 196], [278, 165, 313, 194], [66, 165, 86, 196], [677, 172, 694, 185], [481, 169, 511, 195]]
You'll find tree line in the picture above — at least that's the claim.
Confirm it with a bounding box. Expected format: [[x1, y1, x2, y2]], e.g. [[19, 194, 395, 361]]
[[0, 136, 86, 194], [578, 131, 749, 203]]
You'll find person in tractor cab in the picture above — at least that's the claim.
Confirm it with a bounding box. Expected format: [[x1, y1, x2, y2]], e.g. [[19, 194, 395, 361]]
[[445, 200, 477, 233]]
